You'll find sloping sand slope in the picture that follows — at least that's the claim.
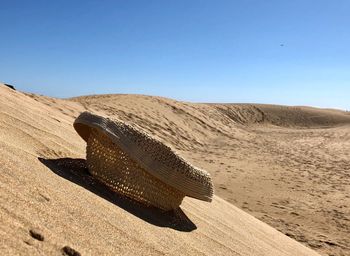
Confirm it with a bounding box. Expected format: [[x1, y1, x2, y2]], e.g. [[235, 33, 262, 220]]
[[72, 94, 350, 256], [0, 85, 321, 255]]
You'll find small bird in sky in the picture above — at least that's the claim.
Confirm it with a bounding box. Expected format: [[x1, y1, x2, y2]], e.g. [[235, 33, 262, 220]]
[[280, 44, 284, 47]]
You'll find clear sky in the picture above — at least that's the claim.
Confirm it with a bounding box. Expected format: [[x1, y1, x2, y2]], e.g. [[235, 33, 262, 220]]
[[1, 1, 349, 109]]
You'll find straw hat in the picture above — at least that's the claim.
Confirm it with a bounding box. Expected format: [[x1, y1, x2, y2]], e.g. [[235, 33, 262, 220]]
[[74, 112, 214, 210]]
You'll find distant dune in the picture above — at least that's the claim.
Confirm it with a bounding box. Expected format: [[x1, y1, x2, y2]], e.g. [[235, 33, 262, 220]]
[[2, 83, 349, 255]]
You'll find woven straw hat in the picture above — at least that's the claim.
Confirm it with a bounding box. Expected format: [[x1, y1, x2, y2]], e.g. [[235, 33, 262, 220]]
[[74, 112, 214, 210]]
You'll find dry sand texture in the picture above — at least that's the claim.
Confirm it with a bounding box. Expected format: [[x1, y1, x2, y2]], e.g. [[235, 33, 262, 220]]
[[73, 93, 350, 256], [1, 83, 347, 255]]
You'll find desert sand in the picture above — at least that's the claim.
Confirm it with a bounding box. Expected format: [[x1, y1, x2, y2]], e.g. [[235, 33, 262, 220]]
[[1, 83, 348, 255]]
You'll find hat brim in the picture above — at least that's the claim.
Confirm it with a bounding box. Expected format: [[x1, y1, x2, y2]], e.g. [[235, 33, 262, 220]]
[[74, 112, 214, 202]]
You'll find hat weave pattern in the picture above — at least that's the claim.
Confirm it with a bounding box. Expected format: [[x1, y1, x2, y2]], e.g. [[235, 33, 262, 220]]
[[74, 112, 214, 210], [87, 128, 185, 210]]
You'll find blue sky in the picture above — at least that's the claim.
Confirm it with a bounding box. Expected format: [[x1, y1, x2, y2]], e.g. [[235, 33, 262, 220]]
[[0, 1, 349, 109]]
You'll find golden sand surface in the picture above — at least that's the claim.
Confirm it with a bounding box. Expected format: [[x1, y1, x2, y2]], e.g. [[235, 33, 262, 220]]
[[2, 84, 348, 255]]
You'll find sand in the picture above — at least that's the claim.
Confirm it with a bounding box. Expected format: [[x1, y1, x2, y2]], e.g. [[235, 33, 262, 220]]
[[1, 83, 347, 255]]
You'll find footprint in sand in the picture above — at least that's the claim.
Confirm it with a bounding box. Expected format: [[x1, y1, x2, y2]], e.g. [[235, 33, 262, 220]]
[[62, 246, 81, 256], [29, 229, 44, 242]]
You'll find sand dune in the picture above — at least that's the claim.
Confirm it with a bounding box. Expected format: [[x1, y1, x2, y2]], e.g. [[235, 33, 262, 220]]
[[2, 84, 348, 255], [71, 93, 350, 256]]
